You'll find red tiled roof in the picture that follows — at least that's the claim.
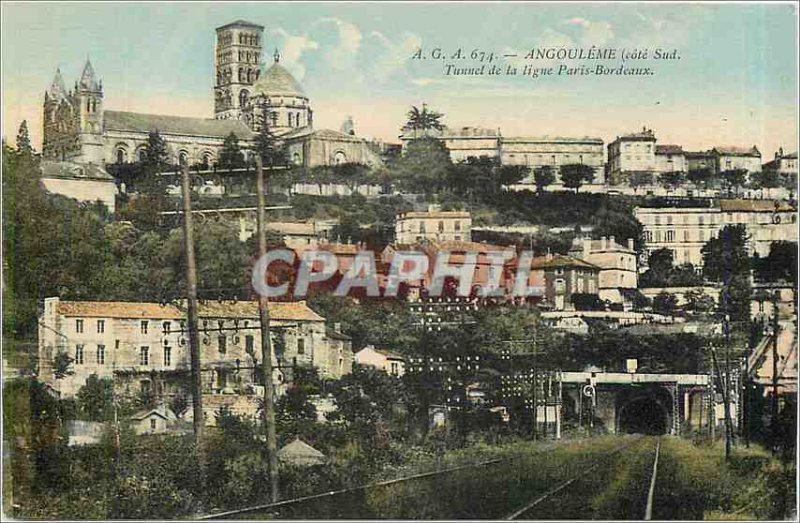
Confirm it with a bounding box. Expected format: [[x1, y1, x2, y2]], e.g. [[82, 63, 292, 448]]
[[57, 301, 183, 319], [194, 300, 325, 322], [530, 254, 600, 270]]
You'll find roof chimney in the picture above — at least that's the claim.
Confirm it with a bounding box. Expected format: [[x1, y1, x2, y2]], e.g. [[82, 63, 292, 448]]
[[583, 238, 591, 259], [601, 236, 607, 250], [627, 238, 635, 251], [609, 235, 616, 247]]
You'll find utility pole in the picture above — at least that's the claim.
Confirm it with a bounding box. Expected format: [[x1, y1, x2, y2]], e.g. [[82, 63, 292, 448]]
[[255, 154, 279, 502], [181, 164, 204, 441], [770, 294, 780, 454], [709, 332, 733, 462]]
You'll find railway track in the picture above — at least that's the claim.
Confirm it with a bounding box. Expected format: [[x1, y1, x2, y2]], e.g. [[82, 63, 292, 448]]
[[504, 436, 660, 521], [198, 441, 561, 520], [198, 435, 661, 520]]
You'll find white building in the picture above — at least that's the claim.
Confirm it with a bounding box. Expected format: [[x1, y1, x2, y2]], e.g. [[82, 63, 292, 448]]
[[607, 128, 657, 180], [712, 146, 762, 173], [654, 145, 687, 173], [37, 297, 352, 399], [763, 148, 798, 175], [568, 236, 638, 304], [355, 346, 406, 376], [40, 160, 118, 212], [395, 205, 471, 244], [634, 199, 798, 267]]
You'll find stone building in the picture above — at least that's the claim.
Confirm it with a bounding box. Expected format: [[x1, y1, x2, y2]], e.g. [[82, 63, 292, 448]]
[[763, 148, 798, 175], [606, 128, 658, 181], [568, 237, 638, 304], [711, 146, 762, 174], [654, 145, 687, 173], [399, 127, 604, 184], [40, 160, 118, 212], [37, 297, 352, 399], [42, 20, 382, 172], [355, 346, 406, 376], [395, 205, 472, 243], [528, 254, 601, 311], [634, 198, 798, 266]]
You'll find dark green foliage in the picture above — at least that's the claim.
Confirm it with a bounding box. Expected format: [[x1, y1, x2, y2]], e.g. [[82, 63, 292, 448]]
[[76, 374, 114, 421], [702, 225, 751, 324], [652, 291, 678, 315], [571, 293, 605, 311], [752, 241, 797, 284], [16, 120, 33, 156], [218, 132, 245, 170], [684, 289, 716, 313], [628, 171, 654, 188], [393, 137, 452, 194], [658, 170, 685, 190], [52, 351, 75, 379], [405, 104, 444, 132], [640, 248, 703, 287], [533, 165, 556, 192], [559, 163, 596, 192]]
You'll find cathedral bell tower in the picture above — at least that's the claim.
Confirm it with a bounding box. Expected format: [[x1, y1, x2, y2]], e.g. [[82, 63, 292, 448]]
[[214, 20, 265, 120], [75, 59, 105, 163]]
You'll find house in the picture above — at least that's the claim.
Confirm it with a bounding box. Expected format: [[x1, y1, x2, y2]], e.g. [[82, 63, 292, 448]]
[[40, 160, 118, 212], [568, 236, 638, 305], [355, 346, 406, 376], [763, 148, 798, 176], [606, 128, 657, 182], [395, 205, 472, 244], [711, 146, 762, 174], [526, 254, 601, 311], [38, 297, 352, 405], [130, 406, 175, 435], [654, 145, 687, 173]]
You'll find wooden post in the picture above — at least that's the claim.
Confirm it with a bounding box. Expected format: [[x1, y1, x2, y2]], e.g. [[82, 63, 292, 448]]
[[255, 155, 279, 502], [181, 164, 204, 441]]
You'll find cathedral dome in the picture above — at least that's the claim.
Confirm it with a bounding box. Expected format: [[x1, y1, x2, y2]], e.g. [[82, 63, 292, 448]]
[[252, 62, 306, 98]]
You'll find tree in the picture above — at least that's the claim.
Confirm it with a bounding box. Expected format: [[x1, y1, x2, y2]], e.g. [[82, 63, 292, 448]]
[[560, 163, 595, 193], [653, 292, 678, 315], [533, 166, 556, 193], [720, 169, 748, 195], [752, 241, 797, 284], [658, 171, 685, 191], [629, 171, 654, 190], [391, 137, 452, 194], [53, 351, 75, 379], [404, 103, 444, 133], [16, 120, 33, 157], [218, 132, 245, 170], [687, 168, 712, 188], [143, 130, 169, 172], [702, 224, 751, 324], [253, 110, 286, 167], [640, 248, 674, 287], [76, 374, 114, 421], [751, 170, 781, 189], [684, 289, 716, 313]]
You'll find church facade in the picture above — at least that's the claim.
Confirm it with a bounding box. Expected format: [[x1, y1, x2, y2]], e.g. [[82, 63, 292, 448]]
[[42, 20, 382, 170]]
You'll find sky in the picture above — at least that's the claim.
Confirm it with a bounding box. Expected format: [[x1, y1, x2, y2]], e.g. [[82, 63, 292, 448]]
[[2, 1, 798, 157]]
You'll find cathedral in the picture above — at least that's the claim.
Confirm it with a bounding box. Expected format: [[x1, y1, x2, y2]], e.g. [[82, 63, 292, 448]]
[[42, 20, 382, 169]]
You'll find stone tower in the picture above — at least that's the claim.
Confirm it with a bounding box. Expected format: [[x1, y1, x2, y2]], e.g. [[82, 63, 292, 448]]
[[74, 59, 105, 163], [214, 20, 265, 121]]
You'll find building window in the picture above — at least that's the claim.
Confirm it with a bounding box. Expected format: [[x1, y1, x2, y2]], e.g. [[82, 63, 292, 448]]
[[683, 230, 689, 242], [76, 319, 84, 333], [218, 335, 227, 354], [297, 338, 305, 355], [164, 346, 171, 366], [667, 216, 673, 225], [163, 321, 171, 334], [97, 320, 104, 333], [419, 222, 426, 233], [75, 345, 84, 365], [390, 362, 399, 375], [270, 112, 278, 125], [97, 345, 105, 365], [698, 216, 704, 225], [141, 321, 148, 334], [150, 419, 157, 430], [654, 216, 661, 225], [116, 149, 125, 164], [455, 221, 461, 232], [438, 221, 445, 233], [245, 335, 254, 353], [140, 346, 149, 366], [666, 230, 675, 242]]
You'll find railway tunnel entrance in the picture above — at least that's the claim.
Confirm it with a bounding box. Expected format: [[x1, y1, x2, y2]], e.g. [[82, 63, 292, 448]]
[[616, 387, 672, 435]]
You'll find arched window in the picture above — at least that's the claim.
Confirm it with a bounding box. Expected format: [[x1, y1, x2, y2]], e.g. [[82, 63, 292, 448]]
[[239, 89, 249, 108], [86, 99, 91, 112], [333, 151, 347, 165], [137, 148, 147, 163], [92, 100, 97, 112], [270, 112, 278, 126], [238, 68, 244, 82], [287, 113, 293, 127], [178, 151, 189, 166], [202, 152, 214, 167], [116, 149, 125, 164], [292, 152, 301, 165]]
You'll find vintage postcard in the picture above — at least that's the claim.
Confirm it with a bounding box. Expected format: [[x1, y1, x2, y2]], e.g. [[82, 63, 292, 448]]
[[1, 1, 798, 520]]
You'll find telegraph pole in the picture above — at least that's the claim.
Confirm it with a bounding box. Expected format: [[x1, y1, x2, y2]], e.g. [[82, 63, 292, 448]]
[[255, 154, 279, 502], [770, 294, 780, 454], [181, 164, 204, 441]]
